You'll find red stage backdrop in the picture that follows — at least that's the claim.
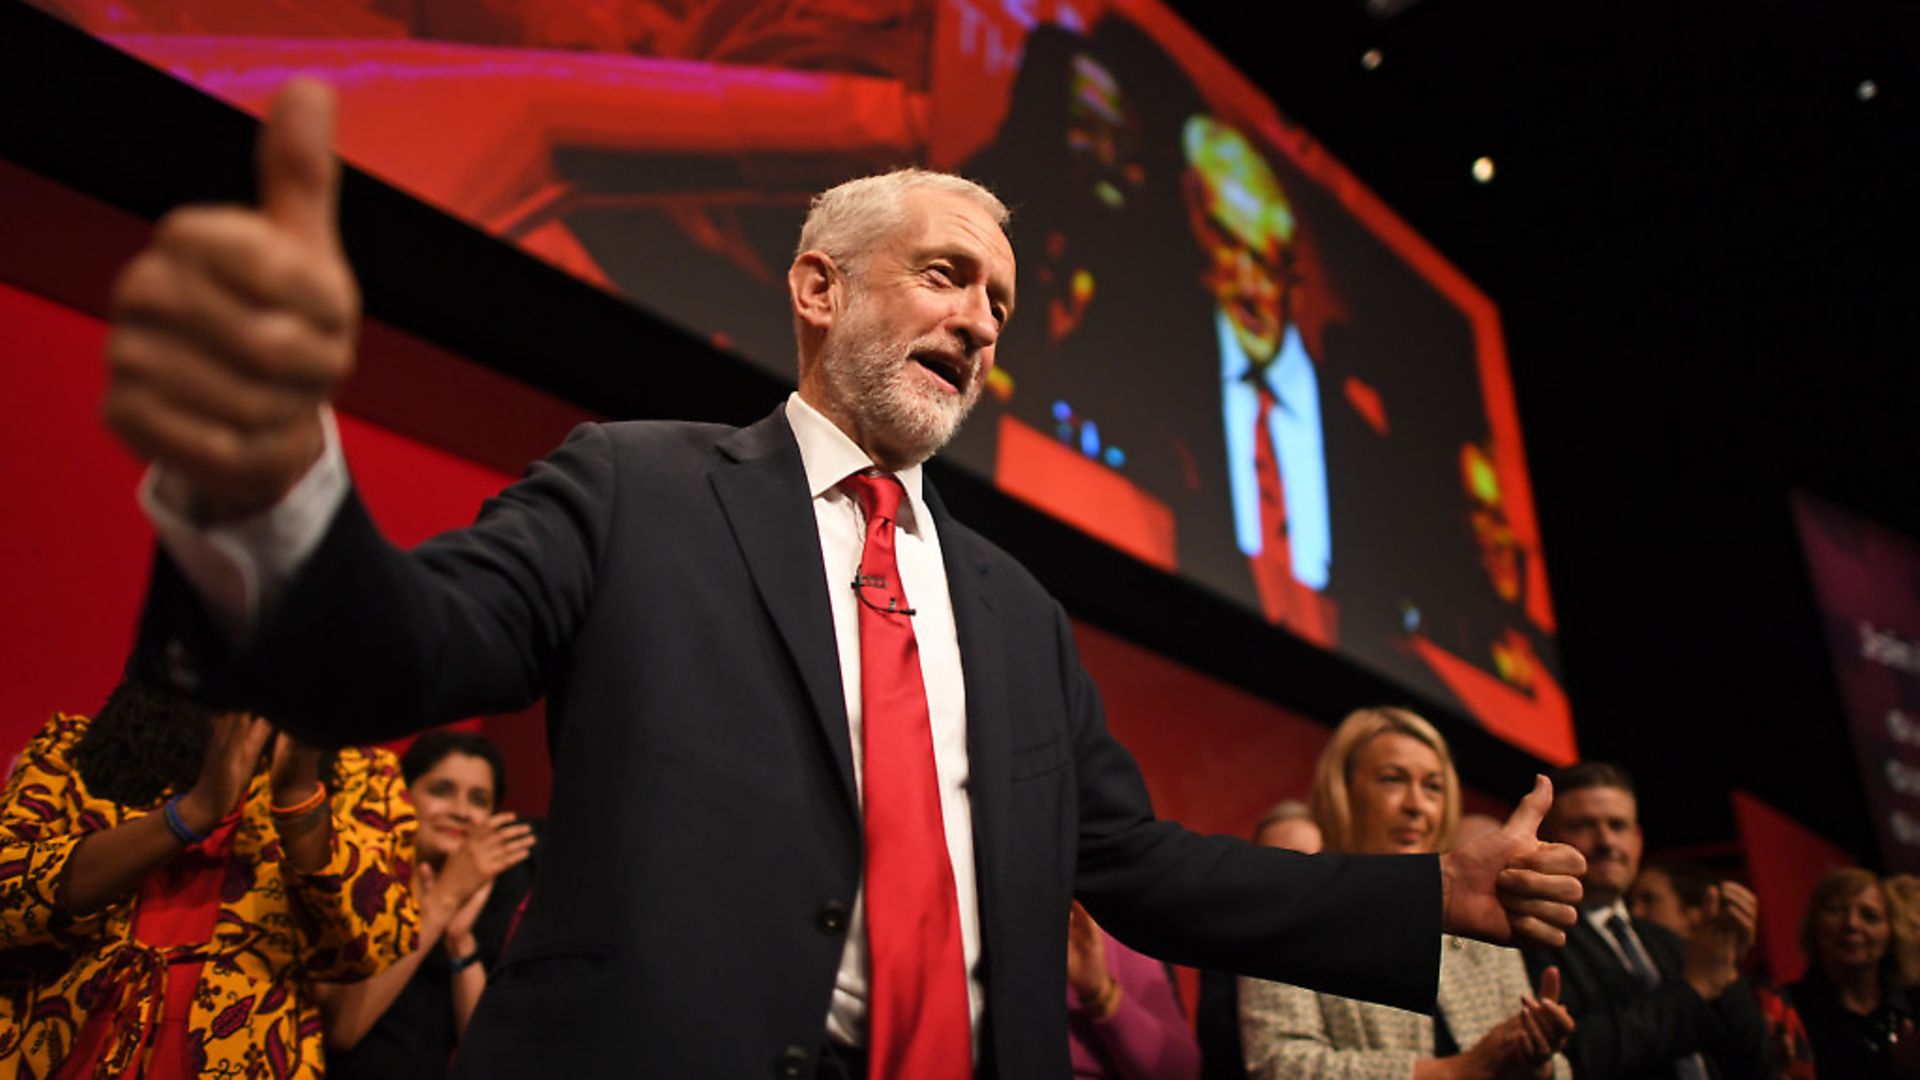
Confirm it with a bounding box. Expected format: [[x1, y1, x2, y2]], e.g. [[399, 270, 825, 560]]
[[26, 0, 1574, 768], [1731, 789, 1855, 985]]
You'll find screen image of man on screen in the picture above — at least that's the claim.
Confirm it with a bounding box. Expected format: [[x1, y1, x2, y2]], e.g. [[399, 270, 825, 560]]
[[1179, 115, 1338, 646]]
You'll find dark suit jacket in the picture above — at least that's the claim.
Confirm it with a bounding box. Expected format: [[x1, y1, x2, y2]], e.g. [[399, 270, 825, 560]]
[[136, 405, 1442, 1079], [1526, 915, 1776, 1080]]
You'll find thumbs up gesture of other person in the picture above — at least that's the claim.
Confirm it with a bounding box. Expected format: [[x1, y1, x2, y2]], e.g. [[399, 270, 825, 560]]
[[1440, 776, 1588, 948], [104, 78, 357, 523]]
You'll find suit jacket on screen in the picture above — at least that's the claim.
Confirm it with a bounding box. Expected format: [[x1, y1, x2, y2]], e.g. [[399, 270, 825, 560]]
[[136, 405, 1443, 1079]]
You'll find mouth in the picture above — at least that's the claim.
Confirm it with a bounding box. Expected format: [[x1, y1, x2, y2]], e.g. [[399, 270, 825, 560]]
[[910, 349, 970, 395]]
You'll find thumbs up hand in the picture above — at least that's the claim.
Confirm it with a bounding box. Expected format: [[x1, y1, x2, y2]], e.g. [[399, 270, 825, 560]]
[[1439, 775, 1588, 948], [105, 78, 358, 522]]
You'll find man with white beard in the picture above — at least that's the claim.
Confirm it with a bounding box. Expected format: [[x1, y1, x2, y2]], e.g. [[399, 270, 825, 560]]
[[107, 79, 1586, 1079]]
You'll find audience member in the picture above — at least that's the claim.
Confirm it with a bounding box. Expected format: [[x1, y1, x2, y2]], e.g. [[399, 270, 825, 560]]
[[1883, 873, 1920, 985], [1067, 900, 1200, 1078], [1198, 799, 1323, 1079], [0, 678, 416, 1075], [1528, 762, 1775, 1079], [1633, 861, 1816, 1079], [319, 730, 536, 1078], [1787, 867, 1919, 1079], [1252, 799, 1324, 854], [1240, 707, 1572, 1079]]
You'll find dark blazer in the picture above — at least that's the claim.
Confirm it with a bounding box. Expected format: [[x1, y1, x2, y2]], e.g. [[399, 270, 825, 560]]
[[136, 405, 1442, 1079], [1526, 914, 1776, 1080]]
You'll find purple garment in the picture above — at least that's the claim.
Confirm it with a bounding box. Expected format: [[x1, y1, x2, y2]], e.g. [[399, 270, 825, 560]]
[[1068, 930, 1203, 1080]]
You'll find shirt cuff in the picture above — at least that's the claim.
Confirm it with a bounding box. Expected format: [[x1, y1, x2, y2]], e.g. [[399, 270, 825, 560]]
[[138, 406, 349, 642]]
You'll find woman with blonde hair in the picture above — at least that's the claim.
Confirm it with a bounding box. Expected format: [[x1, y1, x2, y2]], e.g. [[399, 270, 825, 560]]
[[1239, 707, 1571, 1079], [1788, 866, 1920, 1078]]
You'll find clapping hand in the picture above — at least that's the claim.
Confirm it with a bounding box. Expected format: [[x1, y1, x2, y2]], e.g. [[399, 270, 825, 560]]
[[416, 812, 535, 953], [1682, 881, 1758, 1001], [175, 713, 274, 834]]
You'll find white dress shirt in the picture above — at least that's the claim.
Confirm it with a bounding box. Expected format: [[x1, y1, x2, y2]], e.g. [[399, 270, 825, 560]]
[[1218, 313, 1332, 590], [1584, 898, 1655, 974], [138, 393, 984, 1047], [785, 393, 982, 1047]]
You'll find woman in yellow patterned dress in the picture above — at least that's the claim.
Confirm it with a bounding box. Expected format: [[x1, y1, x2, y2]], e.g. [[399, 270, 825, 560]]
[[0, 677, 418, 1077]]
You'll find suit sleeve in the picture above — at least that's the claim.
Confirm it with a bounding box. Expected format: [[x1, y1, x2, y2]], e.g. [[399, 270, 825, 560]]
[[1057, 607, 1442, 1014], [131, 423, 617, 746]]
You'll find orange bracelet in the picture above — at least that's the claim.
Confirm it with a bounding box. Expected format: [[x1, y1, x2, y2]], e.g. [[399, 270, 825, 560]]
[[270, 783, 327, 818]]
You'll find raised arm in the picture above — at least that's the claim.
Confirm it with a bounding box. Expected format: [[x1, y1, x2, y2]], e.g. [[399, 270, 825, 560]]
[[104, 78, 354, 528], [289, 747, 419, 982]]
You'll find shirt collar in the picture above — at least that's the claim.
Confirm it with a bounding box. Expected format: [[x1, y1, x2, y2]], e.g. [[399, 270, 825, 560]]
[[1216, 310, 1309, 403], [1582, 897, 1634, 935], [785, 391, 930, 534]]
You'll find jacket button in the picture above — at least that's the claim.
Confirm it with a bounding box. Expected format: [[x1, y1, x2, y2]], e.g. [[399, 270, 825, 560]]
[[815, 899, 850, 936], [776, 1044, 811, 1078]]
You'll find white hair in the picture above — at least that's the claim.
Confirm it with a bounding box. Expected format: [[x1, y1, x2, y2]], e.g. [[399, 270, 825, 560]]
[[797, 168, 1009, 276]]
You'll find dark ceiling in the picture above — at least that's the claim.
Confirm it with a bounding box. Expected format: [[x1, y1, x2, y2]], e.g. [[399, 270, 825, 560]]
[[1167, 0, 1920, 857]]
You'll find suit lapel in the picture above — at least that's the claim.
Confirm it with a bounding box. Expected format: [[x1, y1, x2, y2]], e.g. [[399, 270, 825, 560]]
[[929, 485, 1012, 937], [710, 406, 858, 814]]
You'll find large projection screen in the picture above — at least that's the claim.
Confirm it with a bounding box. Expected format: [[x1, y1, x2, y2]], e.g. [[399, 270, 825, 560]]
[[31, 0, 1573, 763]]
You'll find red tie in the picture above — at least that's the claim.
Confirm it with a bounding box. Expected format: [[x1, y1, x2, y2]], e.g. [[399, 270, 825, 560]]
[[842, 472, 971, 1080], [1247, 388, 1336, 647], [1248, 387, 1295, 624]]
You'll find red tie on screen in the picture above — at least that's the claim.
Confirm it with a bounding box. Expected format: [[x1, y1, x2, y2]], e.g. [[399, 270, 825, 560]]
[[1247, 387, 1335, 646], [842, 471, 971, 1080]]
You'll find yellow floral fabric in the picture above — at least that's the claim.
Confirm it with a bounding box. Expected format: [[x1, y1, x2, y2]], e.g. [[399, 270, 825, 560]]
[[0, 712, 418, 1077]]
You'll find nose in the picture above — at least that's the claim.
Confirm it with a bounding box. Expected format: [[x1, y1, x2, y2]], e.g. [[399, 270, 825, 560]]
[[951, 287, 999, 355], [1408, 785, 1438, 818]]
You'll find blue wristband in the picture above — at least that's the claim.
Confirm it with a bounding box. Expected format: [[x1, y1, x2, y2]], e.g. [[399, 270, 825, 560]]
[[162, 795, 209, 846]]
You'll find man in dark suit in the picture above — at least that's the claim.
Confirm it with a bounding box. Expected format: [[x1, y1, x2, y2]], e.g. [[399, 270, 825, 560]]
[[102, 79, 1586, 1078], [1526, 763, 1776, 1080]]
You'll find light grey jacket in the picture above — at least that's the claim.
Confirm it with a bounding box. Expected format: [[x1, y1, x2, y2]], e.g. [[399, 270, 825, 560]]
[[1239, 935, 1572, 1079]]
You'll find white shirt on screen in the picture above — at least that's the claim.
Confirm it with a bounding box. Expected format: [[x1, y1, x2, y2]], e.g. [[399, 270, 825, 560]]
[[139, 391, 985, 1049], [1217, 314, 1332, 590]]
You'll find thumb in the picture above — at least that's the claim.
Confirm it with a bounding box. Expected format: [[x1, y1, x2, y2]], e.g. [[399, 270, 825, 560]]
[[257, 77, 341, 252], [1538, 965, 1561, 1003], [1503, 774, 1554, 839]]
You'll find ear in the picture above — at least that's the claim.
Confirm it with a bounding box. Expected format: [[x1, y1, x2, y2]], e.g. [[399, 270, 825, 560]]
[[788, 250, 842, 333]]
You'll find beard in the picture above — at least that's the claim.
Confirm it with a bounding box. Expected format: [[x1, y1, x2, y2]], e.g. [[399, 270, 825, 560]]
[[816, 297, 983, 467]]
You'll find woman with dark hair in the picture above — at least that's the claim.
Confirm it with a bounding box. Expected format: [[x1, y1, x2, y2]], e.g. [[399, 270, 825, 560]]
[[1789, 866, 1920, 1079], [320, 728, 534, 1079], [0, 677, 416, 1076]]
